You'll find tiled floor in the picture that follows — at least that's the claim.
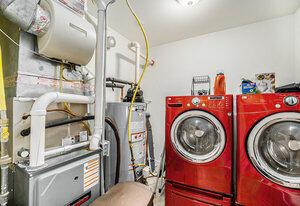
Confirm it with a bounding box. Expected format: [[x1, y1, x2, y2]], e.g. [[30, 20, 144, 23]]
[[154, 194, 165, 206], [146, 176, 165, 206]]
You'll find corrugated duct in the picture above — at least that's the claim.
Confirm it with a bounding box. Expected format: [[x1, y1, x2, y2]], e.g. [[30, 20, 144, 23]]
[[0, 0, 50, 36]]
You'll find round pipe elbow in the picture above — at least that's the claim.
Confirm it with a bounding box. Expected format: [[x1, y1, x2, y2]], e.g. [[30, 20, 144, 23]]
[[30, 92, 94, 116], [90, 136, 101, 151], [96, 0, 107, 11], [30, 92, 59, 116], [130, 42, 141, 49]]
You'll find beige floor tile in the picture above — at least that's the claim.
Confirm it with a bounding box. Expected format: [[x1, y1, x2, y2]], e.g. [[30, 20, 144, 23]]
[[154, 194, 165, 206]]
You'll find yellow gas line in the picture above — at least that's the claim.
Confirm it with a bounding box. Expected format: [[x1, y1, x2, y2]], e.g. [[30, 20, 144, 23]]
[[0, 46, 9, 145], [125, 0, 150, 180], [59, 64, 91, 135], [0, 46, 11, 206]]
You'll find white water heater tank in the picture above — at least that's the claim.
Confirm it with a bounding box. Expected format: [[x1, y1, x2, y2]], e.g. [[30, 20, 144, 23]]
[[38, 0, 96, 66]]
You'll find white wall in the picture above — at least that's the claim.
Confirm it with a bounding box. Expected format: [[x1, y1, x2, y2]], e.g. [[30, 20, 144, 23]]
[[86, 27, 137, 102], [295, 8, 300, 80], [142, 15, 296, 160]]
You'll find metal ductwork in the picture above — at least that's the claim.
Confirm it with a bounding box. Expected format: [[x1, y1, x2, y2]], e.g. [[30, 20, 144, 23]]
[[0, 0, 50, 36]]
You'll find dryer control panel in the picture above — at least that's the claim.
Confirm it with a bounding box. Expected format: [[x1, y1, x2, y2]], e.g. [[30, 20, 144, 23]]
[[237, 93, 300, 113]]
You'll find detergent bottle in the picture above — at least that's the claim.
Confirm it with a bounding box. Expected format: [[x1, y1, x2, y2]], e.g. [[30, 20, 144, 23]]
[[214, 71, 226, 95]]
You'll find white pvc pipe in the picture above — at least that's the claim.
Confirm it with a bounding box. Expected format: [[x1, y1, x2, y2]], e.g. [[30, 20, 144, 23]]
[[129, 45, 155, 67], [130, 42, 141, 84], [90, 1, 107, 151], [85, 10, 97, 28], [90, 0, 109, 195], [45, 141, 90, 157], [29, 92, 94, 167]]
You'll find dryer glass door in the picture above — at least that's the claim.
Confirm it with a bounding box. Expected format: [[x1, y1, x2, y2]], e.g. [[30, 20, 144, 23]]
[[248, 112, 300, 188], [171, 111, 226, 163]]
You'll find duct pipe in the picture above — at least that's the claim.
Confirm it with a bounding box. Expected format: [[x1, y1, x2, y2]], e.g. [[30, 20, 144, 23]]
[[29, 92, 94, 168], [0, 0, 50, 36], [130, 42, 141, 84]]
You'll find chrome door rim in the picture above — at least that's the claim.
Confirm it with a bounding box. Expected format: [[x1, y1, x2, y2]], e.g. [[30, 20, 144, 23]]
[[171, 110, 226, 163], [247, 112, 300, 189]]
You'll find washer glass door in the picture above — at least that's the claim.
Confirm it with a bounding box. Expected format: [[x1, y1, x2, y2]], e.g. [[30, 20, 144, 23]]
[[248, 112, 300, 188], [171, 111, 226, 163]]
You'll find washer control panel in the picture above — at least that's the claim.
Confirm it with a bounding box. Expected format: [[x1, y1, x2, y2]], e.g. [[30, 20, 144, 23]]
[[284, 96, 299, 106]]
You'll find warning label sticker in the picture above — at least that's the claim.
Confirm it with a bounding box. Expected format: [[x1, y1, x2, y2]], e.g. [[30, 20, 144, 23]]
[[83, 158, 99, 191]]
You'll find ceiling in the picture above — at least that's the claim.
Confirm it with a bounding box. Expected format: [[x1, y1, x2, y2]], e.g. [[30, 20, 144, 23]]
[[90, 0, 300, 46]]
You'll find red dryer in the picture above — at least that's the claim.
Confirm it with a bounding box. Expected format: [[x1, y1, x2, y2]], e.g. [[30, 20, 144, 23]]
[[236, 93, 300, 206], [165, 95, 234, 206]]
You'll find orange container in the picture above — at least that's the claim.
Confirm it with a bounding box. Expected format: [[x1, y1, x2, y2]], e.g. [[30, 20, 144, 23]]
[[214, 73, 226, 95]]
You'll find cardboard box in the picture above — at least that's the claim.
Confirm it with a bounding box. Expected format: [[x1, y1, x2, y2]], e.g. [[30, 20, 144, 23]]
[[241, 82, 257, 94]]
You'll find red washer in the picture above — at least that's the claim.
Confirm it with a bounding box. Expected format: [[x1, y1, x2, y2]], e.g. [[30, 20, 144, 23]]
[[165, 95, 233, 206], [236, 93, 300, 206]]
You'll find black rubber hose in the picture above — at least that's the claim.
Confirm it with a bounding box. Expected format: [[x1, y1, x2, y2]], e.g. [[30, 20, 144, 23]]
[[104, 117, 121, 185], [20, 116, 95, 137]]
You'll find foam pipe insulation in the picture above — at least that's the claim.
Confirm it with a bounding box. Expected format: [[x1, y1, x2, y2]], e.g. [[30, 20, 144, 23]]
[[0, 0, 50, 36]]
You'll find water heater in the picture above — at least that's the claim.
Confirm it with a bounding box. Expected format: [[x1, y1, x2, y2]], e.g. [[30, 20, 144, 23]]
[[38, 0, 96, 65], [105, 102, 147, 191]]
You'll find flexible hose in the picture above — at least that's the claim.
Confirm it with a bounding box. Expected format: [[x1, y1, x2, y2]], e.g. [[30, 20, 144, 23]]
[[22, 108, 84, 120], [125, 0, 149, 181], [20, 116, 95, 137], [104, 117, 121, 185]]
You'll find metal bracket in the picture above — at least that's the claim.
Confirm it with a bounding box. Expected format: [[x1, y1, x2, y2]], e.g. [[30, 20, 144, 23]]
[[100, 140, 110, 157], [0, 156, 11, 165], [0, 118, 8, 126], [0, 192, 9, 205]]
